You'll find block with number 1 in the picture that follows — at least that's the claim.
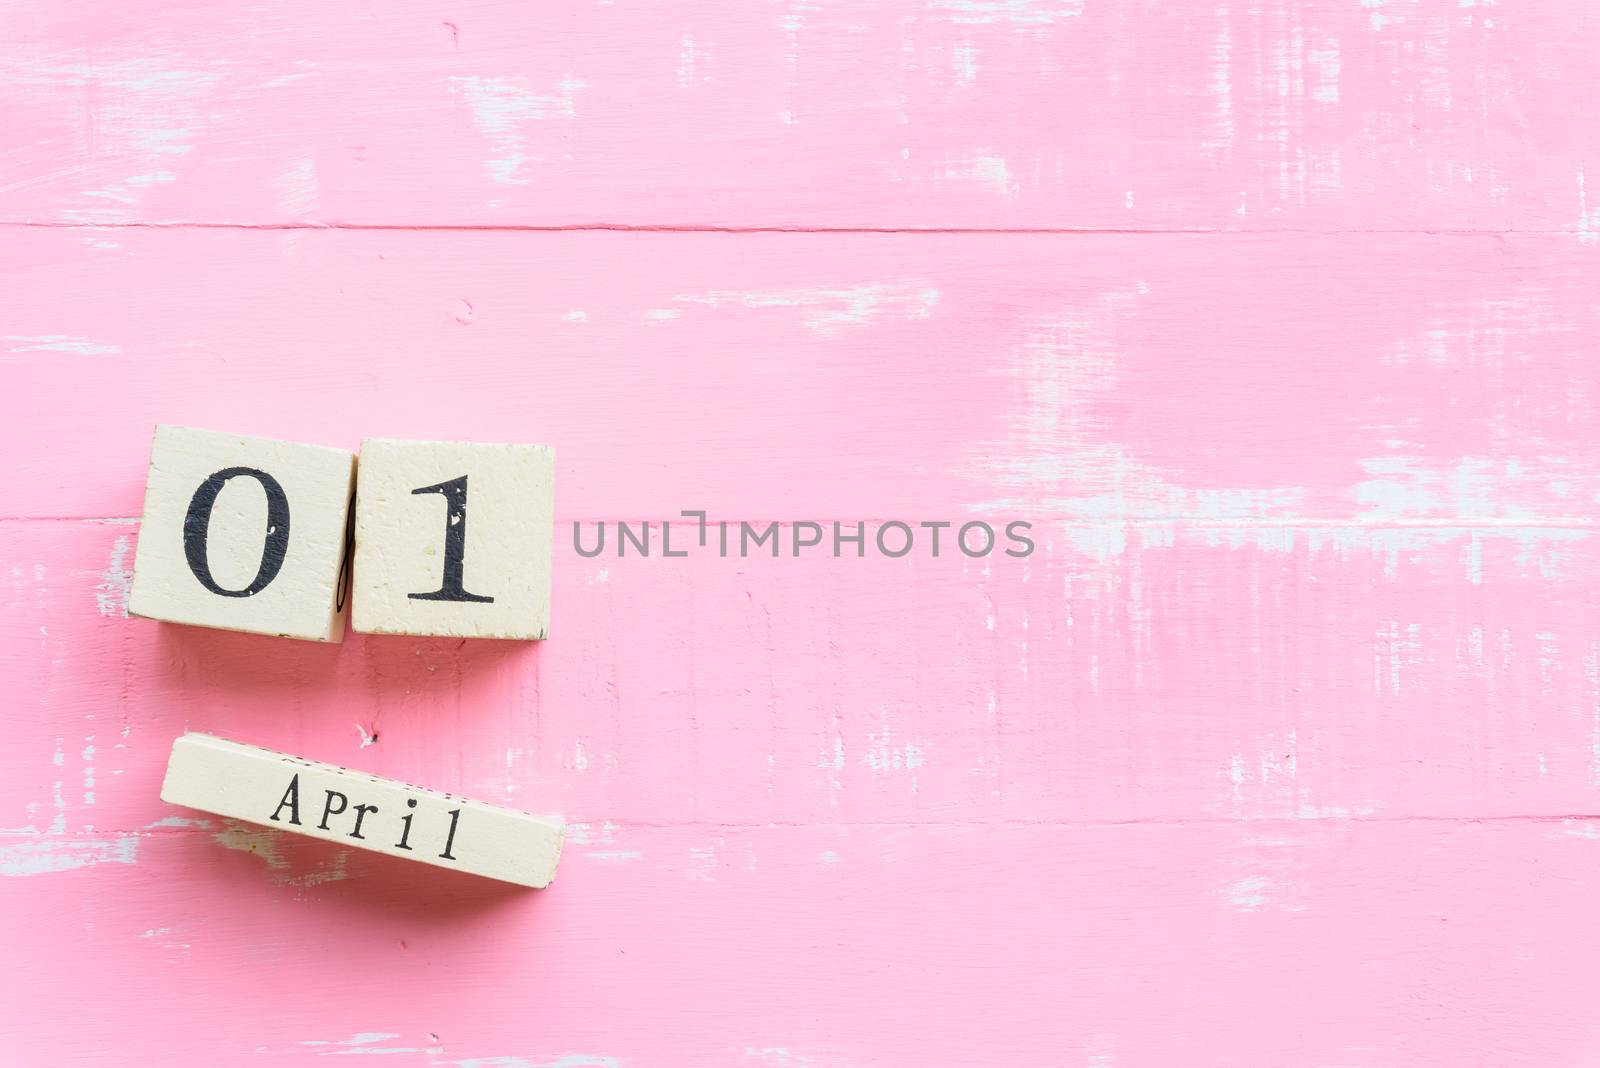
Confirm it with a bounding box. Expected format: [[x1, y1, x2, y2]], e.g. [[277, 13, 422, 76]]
[[352, 438, 555, 639]]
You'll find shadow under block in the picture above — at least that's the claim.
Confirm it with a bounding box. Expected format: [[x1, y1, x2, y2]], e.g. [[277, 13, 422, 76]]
[[352, 438, 555, 640], [160, 734, 565, 888], [127, 425, 357, 642]]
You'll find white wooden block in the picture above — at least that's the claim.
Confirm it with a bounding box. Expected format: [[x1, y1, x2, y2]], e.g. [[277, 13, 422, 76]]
[[128, 425, 356, 642], [160, 733, 565, 888], [352, 438, 554, 640]]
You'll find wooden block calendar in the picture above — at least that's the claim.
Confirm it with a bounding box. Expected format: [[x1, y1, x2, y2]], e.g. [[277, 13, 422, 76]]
[[128, 428, 554, 642], [160, 734, 565, 888], [128, 426, 357, 642], [352, 438, 555, 640]]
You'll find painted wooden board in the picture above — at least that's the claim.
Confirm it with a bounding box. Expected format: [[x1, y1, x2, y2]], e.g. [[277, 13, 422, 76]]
[[160, 733, 563, 887], [2, 228, 1596, 524], [5, 820, 1600, 1065], [4, 2, 1600, 1062], [4, 517, 1597, 832], [1, 0, 1596, 231], [2, 221, 1598, 1061]]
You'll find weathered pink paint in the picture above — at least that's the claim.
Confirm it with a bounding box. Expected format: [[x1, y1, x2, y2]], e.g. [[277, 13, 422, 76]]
[[3, 3, 1599, 1064], [3, 1, 1598, 231], [3, 230, 1596, 522]]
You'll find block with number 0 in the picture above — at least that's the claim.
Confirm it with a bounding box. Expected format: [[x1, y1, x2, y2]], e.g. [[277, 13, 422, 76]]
[[128, 425, 357, 642], [352, 438, 555, 639]]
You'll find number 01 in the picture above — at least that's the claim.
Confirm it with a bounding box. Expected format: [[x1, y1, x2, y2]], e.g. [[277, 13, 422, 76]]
[[180, 466, 497, 610]]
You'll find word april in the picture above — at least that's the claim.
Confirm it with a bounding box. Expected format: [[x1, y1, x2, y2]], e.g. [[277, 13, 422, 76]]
[[159, 734, 564, 888], [269, 774, 461, 859]]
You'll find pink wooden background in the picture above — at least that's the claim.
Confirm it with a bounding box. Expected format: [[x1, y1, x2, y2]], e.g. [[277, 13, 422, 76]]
[[3, 1, 1599, 1064]]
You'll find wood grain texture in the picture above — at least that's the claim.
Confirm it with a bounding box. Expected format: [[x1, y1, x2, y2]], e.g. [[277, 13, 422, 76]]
[[2, 229, 1596, 521], [3, 1, 1599, 1063], [6, 821, 1600, 1066], [3, 0, 1597, 230]]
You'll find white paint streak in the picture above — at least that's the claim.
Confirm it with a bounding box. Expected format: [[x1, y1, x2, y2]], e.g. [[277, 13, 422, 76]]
[[678, 36, 711, 87], [1308, 42, 1342, 104], [1374, 621, 1422, 695], [929, 0, 1083, 25], [50, 739, 65, 834], [863, 729, 925, 789], [970, 289, 1313, 556], [0, 834, 138, 877], [278, 157, 320, 216], [952, 44, 979, 86], [20, 60, 221, 220], [449, 76, 586, 186], [1585, 644, 1600, 786], [141, 925, 192, 954], [465, 1057, 616, 1068], [565, 821, 618, 846], [969, 295, 1595, 571], [743, 1049, 813, 1067], [1359, 0, 1392, 32], [686, 841, 721, 882], [944, 153, 1018, 196], [677, 283, 940, 336], [7, 335, 122, 356], [1218, 733, 1375, 821], [1579, 168, 1598, 244], [1207, 10, 1235, 151], [1351, 456, 1597, 525], [0, 816, 205, 877], [1225, 875, 1273, 911], [82, 742, 96, 807], [96, 535, 133, 617]]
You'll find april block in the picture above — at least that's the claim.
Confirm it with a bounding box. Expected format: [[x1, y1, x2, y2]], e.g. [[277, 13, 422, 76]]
[[160, 733, 564, 888], [127, 425, 356, 642], [352, 438, 555, 640]]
